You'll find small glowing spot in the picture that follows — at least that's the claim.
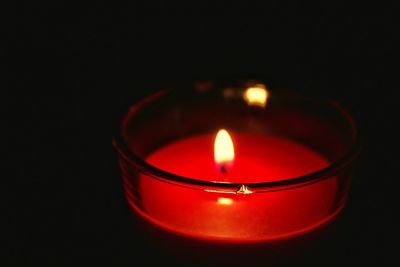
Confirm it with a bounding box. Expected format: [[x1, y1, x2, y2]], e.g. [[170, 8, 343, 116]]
[[236, 185, 253, 194], [243, 85, 269, 108], [217, 197, 233, 205], [222, 87, 236, 98]]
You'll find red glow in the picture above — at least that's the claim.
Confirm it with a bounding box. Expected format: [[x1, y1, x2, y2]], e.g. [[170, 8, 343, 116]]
[[139, 133, 337, 241]]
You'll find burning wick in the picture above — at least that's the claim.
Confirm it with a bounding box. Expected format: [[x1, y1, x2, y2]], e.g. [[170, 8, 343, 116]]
[[214, 129, 234, 173], [220, 165, 227, 174]]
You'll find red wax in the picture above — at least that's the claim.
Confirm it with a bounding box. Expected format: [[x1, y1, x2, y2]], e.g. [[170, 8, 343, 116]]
[[135, 133, 338, 242]]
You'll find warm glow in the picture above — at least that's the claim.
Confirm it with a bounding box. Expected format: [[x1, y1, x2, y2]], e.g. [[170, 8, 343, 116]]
[[217, 197, 233, 205], [214, 129, 235, 166], [243, 85, 269, 108]]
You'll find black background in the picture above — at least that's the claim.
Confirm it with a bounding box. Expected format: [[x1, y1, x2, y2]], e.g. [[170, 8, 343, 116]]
[[6, 1, 397, 266]]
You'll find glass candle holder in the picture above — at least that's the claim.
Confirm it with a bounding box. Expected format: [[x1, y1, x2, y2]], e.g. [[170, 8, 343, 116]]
[[113, 79, 360, 243]]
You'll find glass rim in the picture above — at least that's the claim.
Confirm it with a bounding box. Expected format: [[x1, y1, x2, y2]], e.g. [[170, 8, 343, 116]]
[[113, 88, 362, 193]]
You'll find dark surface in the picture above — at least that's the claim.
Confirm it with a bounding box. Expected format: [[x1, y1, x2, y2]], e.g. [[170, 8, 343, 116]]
[[6, 2, 397, 266]]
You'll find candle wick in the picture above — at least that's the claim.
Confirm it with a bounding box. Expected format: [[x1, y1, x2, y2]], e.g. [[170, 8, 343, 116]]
[[220, 165, 227, 174]]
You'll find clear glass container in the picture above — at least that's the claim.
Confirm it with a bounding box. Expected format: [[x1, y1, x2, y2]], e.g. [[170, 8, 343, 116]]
[[113, 79, 360, 242]]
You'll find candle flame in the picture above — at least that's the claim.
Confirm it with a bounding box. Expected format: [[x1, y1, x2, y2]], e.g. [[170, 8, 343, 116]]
[[243, 85, 269, 108], [214, 129, 235, 167]]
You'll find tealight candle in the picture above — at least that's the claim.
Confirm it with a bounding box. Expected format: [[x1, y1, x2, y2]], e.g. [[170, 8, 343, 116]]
[[113, 80, 360, 243]]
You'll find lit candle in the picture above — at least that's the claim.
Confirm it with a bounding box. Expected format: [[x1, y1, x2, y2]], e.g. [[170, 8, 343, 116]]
[[114, 81, 359, 243], [139, 129, 336, 241]]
